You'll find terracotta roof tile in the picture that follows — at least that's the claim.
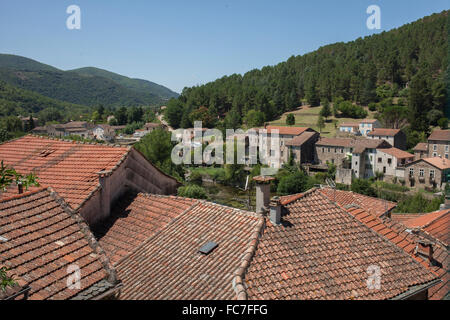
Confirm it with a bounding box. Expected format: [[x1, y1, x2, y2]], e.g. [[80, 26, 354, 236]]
[[243, 189, 437, 300], [93, 193, 197, 265], [377, 148, 414, 159], [0, 135, 131, 208], [260, 126, 310, 136], [413, 143, 428, 152], [0, 188, 117, 300], [368, 129, 401, 137], [112, 196, 263, 299], [285, 131, 317, 146], [316, 188, 396, 218], [422, 157, 450, 170], [428, 130, 450, 142]]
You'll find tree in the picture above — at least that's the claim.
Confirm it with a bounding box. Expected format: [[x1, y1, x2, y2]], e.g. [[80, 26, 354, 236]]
[[177, 185, 207, 199], [286, 114, 295, 126], [114, 107, 128, 125], [245, 110, 265, 128], [165, 99, 184, 129], [316, 115, 325, 133], [306, 81, 320, 107], [381, 105, 408, 129], [351, 179, 376, 197], [320, 100, 331, 121], [0, 161, 39, 192], [409, 74, 432, 134], [437, 117, 448, 129], [277, 172, 309, 195]]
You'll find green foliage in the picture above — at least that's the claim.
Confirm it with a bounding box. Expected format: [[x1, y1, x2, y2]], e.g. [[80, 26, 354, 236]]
[[134, 128, 184, 181], [336, 101, 368, 119], [351, 178, 376, 197], [316, 115, 325, 132], [164, 11, 448, 131], [394, 192, 444, 213], [0, 266, 17, 292], [320, 99, 331, 119], [177, 184, 207, 199], [286, 114, 295, 126], [277, 171, 310, 195], [437, 117, 448, 129], [188, 171, 203, 186], [245, 110, 265, 128], [0, 161, 39, 191]]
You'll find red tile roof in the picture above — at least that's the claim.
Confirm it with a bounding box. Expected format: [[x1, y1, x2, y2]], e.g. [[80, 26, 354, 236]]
[[360, 119, 379, 124], [428, 130, 450, 142], [0, 188, 118, 300], [316, 137, 354, 148], [422, 157, 450, 170], [377, 147, 414, 159], [316, 188, 397, 218], [285, 131, 317, 146], [368, 129, 401, 137], [401, 210, 449, 245], [264, 126, 309, 136], [316, 137, 391, 153], [413, 143, 428, 152], [111, 195, 263, 299], [0, 135, 130, 208], [242, 189, 438, 300], [93, 193, 197, 265]]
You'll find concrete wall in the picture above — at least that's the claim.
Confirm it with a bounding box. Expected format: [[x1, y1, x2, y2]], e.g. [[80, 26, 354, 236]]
[[79, 148, 180, 226]]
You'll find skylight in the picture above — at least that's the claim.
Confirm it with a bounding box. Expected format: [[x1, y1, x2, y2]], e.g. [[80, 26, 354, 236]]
[[199, 241, 218, 255]]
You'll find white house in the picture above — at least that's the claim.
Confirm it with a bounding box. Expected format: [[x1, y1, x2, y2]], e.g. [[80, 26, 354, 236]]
[[359, 119, 381, 136]]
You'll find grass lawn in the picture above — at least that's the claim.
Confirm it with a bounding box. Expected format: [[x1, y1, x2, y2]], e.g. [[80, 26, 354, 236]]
[[268, 105, 377, 137]]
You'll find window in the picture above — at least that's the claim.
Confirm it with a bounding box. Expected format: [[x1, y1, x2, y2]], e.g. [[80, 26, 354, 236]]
[[445, 145, 449, 152], [430, 170, 435, 178], [433, 152, 437, 157], [433, 145, 437, 151], [409, 168, 414, 176], [340, 148, 343, 154], [322, 147, 325, 153], [378, 158, 382, 163], [419, 169, 424, 177], [328, 148, 331, 153], [388, 158, 392, 166], [446, 154, 449, 159], [334, 148, 337, 153]]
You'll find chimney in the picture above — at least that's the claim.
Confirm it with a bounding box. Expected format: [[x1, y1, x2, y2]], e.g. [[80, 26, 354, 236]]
[[418, 240, 434, 264], [17, 181, 23, 194], [253, 176, 274, 214], [269, 196, 282, 225]]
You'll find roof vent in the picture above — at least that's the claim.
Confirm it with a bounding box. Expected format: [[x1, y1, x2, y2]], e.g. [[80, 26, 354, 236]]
[[199, 241, 218, 255]]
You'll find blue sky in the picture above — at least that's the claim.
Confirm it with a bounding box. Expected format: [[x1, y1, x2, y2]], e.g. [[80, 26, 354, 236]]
[[0, 1, 448, 93]]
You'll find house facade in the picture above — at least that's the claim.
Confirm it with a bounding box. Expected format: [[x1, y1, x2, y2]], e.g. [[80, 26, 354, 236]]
[[427, 130, 450, 159], [404, 157, 450, 190], [359, 119, 381, 136], [368, 128, 407, 150]]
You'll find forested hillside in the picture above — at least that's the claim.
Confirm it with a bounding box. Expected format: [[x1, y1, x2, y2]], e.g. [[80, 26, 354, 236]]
[[0, 54, 177, 107], [69, 67, 179, 100], [165, 10, 449, 140]]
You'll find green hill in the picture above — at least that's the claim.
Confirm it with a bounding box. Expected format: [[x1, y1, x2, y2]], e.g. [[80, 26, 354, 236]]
[[69, 67, 178, 100], [165, 10, 448, 133], [0, 54, 178, 108]]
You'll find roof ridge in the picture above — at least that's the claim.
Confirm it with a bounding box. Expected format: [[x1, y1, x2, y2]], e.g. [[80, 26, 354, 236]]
[[232, 214, 265, 300], [28, 133, 133, 149], [46, 187, 119, 286]]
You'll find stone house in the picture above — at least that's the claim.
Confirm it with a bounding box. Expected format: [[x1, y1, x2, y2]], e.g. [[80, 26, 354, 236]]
[[374, 147, 414, 181], [414, 143, 429, 160], [368, 128, 407, 150], [427, 130, 450, 159], [404, 157, 450, 190]]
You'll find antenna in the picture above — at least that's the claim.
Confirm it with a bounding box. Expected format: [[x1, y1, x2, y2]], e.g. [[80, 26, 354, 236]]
[[326, 178, 336, 203]]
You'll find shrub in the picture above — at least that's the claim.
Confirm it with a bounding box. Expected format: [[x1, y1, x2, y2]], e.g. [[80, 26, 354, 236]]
[[277, 172, 310, 195], [177, 185, 207, 199]]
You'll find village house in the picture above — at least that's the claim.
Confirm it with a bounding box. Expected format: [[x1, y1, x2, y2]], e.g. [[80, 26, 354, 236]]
[[414, 143, 429, 160], [427, 129, 450, 159], [359, 119, 381, 136], [404, 157, 450, 190], [374, 147, 414, 182], [339, 122, 360, 134], [368, 128, 407, 150], [0, 135, 180, 226], [92, 124, 116, 142]]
